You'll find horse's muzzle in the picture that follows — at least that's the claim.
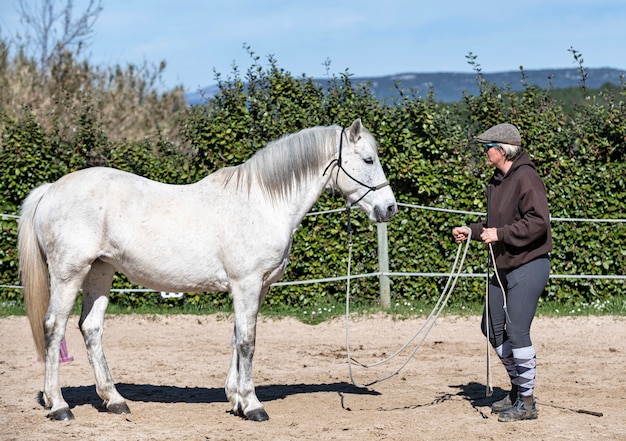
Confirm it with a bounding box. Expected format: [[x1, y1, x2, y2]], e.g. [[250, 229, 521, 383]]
[[375, 202, 398, 223]]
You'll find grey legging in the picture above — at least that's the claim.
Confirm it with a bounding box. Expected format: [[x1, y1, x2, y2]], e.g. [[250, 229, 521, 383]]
[[481, 257, 550, 349]]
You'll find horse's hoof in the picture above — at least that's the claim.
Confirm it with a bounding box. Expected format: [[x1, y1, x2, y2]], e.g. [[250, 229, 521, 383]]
[[47, 408, 75, 421], [107, 402, 131, 414], [246, 408, 269, 422]]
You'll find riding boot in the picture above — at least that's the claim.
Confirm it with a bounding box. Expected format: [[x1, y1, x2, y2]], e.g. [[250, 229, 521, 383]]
[[491, 384, 518, 414], [498, 394, 538, 422]]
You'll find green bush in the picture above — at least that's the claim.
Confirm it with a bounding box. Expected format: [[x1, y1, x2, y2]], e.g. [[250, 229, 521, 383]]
[[1, 52, 624, 311]]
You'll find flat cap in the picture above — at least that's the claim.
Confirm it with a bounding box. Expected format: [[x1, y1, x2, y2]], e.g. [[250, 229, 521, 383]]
[[475, 123, 521, 146]]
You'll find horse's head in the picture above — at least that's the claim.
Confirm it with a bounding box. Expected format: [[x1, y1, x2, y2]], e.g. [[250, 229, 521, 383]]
[[331, 119, 398, 223]]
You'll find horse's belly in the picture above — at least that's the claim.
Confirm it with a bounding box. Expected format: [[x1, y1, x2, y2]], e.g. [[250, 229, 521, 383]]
[[103, 254, 231, 293]]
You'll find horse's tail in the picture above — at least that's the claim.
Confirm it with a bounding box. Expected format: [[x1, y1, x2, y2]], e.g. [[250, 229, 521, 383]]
[[18, 183, 53, 360]]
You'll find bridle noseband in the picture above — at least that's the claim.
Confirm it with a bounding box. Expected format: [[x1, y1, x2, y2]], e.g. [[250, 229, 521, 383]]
[[322, 127, 390, 206]]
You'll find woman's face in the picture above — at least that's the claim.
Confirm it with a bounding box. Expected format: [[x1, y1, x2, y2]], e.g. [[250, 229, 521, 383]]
[[485, 143, 506, 168]]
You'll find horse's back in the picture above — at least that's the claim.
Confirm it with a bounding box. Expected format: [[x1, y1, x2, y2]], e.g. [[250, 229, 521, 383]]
[[31, 167, 264, 292], [35, 168, 159, 242], [46, 167, 166, 202], [40, 167, 208, 218], [35, 169, 190, 271]]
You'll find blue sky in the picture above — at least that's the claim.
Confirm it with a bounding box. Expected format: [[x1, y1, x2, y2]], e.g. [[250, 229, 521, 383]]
[[1, 0, 624, 92]]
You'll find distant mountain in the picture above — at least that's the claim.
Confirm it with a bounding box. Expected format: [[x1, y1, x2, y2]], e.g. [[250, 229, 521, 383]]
[[185, 67, 625, 105]]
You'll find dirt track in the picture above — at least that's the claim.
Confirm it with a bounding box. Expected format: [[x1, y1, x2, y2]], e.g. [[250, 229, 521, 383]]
[[1, 314, 624, 440]]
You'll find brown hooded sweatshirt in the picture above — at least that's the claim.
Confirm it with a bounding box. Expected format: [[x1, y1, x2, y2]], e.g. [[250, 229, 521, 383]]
[[468, 150, 552, 271]]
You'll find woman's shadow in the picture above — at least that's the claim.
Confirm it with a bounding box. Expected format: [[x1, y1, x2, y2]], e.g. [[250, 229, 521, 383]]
[[373, 381, 505, 419], [447, 381, 506, 418]]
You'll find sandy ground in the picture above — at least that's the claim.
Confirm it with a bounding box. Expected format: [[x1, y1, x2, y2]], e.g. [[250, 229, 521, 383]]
[[0, 313, 624, 441]]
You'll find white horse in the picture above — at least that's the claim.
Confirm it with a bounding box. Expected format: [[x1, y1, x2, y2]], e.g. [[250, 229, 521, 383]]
[[18, 119, 397, 422]]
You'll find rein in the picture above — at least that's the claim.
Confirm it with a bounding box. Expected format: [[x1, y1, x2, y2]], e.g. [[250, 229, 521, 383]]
[[344, 222, 473, 388], [323, 125, 472, 388]]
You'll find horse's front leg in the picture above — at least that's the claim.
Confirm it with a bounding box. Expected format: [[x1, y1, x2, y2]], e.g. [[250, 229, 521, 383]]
[[225, 281, 269, 421]]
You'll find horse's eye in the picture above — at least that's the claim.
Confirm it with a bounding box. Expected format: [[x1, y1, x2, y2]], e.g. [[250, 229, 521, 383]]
[[363, 157, 374, 165]]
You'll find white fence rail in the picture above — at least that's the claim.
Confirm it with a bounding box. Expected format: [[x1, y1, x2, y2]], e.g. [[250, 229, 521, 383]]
[[2, 204, 625, 304]]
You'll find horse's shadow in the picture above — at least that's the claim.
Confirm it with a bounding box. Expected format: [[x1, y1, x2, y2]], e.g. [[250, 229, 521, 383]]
[[42, 381, 380, 412]]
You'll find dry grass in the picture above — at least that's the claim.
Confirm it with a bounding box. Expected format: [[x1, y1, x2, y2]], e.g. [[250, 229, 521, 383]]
[[0, 40, 187, 144]]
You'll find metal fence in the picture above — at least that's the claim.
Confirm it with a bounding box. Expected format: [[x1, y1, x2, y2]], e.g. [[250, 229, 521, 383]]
[[2, 204, 625, 304]]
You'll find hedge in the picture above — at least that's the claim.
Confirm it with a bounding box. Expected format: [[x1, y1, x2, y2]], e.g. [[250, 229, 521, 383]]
[[1, 57, 624, 309]]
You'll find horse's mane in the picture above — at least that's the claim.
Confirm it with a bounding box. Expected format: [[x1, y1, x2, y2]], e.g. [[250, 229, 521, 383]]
[[220, 125, 339, 200]]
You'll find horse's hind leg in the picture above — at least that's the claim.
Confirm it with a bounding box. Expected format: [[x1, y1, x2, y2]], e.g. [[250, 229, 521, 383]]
[[79, 260, 130, 415], [43, 276, 84, 420]]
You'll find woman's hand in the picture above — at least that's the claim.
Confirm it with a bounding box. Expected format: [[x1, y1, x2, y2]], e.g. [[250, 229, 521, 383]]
[[480, 227, 499, 244], [452, 226, 470, 243]]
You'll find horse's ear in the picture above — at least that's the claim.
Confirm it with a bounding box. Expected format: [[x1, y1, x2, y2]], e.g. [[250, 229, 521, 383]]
[[348, 118, 363, 142]]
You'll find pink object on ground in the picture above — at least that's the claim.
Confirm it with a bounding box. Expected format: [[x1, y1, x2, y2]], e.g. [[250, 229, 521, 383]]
[[59, 338, 74, 364]]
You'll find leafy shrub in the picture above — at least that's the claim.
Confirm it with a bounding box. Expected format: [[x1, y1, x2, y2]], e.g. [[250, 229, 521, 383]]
[[1, 49, 624, 310]]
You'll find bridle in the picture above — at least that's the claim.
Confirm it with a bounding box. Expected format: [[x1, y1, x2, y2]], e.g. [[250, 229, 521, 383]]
[[323, 127, 390, 207]]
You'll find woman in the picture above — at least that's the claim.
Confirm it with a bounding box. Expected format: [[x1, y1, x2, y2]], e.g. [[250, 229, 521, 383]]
[[452, 123, 552, 422]]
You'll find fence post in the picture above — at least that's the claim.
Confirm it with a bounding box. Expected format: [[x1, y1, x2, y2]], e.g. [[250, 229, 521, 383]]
[[377, 222, 391, 308]]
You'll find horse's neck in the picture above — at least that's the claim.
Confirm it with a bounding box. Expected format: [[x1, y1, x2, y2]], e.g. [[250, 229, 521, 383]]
[[279, 170, 334, 228], [212, 129, 340, 229]]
